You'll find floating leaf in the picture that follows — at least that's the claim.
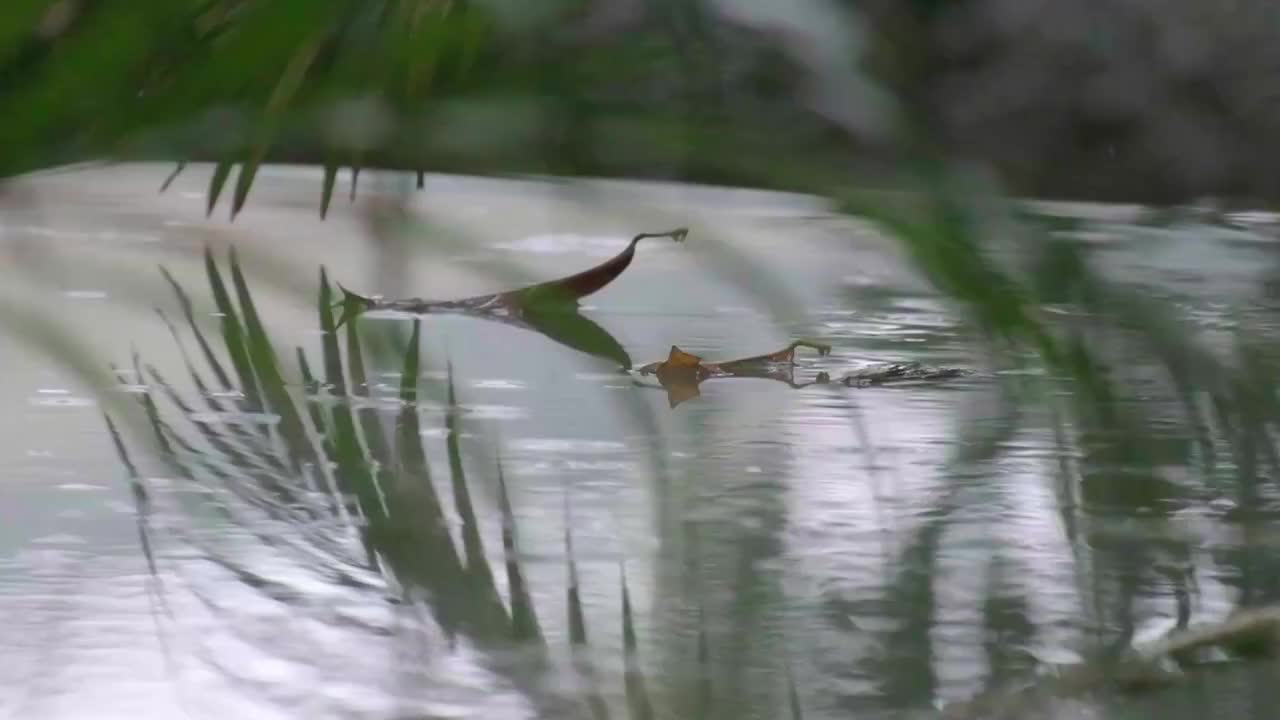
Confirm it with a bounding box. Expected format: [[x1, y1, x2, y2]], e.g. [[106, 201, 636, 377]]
[[341, 228, 687, 313], [635, 340, 831, 408], [334, 228, 687, 365]]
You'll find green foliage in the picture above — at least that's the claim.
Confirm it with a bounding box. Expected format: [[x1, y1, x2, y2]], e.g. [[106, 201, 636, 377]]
[[0, 0, 867, 214]]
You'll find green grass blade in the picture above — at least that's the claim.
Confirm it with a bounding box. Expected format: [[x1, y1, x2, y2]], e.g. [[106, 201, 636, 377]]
[[296, 346, 329, 439], [320, 158, 339, 219], [206, 158, 235, 217], [231, 154, 261, 219], [229, 247, 315, 466], [346, 311, 395, 466], [232, 38, 320, 219], [444, 365, 512, 634], [102, 411, 160, 579], [566, 515, 587, 646], [565, 495, 610, 720], [519, 305, 632, 369], [786, 659, 803, 720], [144, 363, 266, 477], [316, 268, 386, 560], [318, 267, 348, 395], [498, 462, 543, 644], [385, 320, 474, 633], [155, 268, 235, 390], [697, 602, 712, 717], [205, 248, 264, 412], [621, 566, 654, 720], [159, 161, 186, 192], [154, 307, 289, 474]]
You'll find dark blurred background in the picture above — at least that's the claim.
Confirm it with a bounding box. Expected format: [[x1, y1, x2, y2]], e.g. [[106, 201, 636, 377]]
[[6, 0, 1280, 206]]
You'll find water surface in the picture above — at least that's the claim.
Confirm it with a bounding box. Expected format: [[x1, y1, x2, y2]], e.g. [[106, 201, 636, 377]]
[[2, 164, 1279, 719]]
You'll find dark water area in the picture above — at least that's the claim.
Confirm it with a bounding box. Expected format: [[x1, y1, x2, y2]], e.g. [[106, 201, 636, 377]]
[[3, 165, 1280, 719]]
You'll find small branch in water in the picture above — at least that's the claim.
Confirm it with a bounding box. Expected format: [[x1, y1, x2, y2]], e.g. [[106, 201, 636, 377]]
[[942, 605, 1280, 720]]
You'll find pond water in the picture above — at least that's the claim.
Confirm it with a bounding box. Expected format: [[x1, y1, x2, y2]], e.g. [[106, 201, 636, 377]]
[[3, 164, 1280, 719]]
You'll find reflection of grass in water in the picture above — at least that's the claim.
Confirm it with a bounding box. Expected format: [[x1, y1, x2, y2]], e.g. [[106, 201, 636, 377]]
[[53, 173, 1280, 718], [102, 248, 747, 718], [836, 171, 1280, 714]]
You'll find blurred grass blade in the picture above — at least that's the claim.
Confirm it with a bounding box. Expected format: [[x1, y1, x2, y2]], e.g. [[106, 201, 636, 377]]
[[786, 658, 804, 720], [231, 156, 261, 219], [102, 412, 158, 578], [153, 305, 289, 475], [229, 247, 315, 466], [520, 305, 633, 369], [345, 312, 393, 472], [444, 363, 512, 635], [318, 268, 349, 394], [317, 268, 384, 557], [160, 161, 186, 192], [144, 363, 282, 491], [296, 346, 329, 439], [387, 320, 472, 633], [566, 512, 587, 646], [621, 566, 654, 720], [232, 36, 321, 219], [320, 158, 339, 219], [205, 248, 265, 412], [159, 266, 234, 392], [698, 602, 711, 716], [206, 158, 235, 217], [497, 462, 542, 643], [564, 496, 610, 720]]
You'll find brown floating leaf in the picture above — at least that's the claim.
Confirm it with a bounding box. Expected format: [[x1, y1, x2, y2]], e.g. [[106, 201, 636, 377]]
[[662, 347, 703, 370], [636, 340, 832, 408]]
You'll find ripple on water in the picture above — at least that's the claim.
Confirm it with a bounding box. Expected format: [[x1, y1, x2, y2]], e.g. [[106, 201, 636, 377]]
[[188, 411, 282, 426], [493, 233, 635, 256], [470, 378, 526, 390], [63, 290, 108, 300], [511, 438, 627, 454], [28, 389, 94, 408], [460, 404, 526, 421]]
